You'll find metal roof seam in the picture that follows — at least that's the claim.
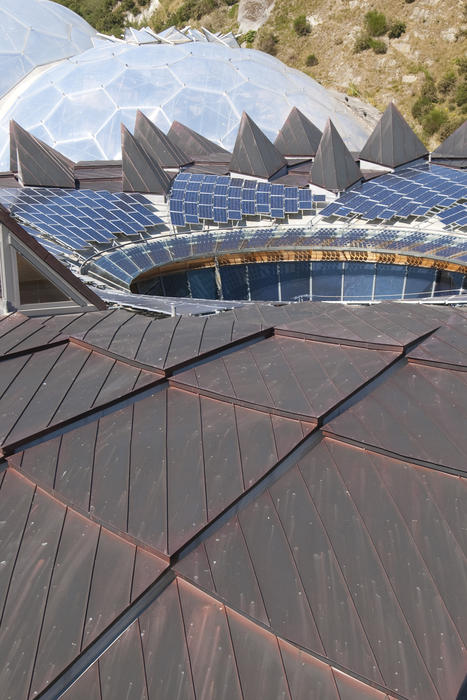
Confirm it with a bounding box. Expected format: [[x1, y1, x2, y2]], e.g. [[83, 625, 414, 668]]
[[324, 445, 443, 698], [37, 569, 175, 700], [0, 378, 168, 459], [173, 571, 408, 700]]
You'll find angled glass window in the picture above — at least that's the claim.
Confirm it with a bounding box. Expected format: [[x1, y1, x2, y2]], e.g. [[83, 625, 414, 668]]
[[16, 252, 69, 305]]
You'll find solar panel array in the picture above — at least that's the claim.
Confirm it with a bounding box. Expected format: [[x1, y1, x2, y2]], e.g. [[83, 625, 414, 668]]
[[86, 224, 467, 289], [169, 173, 318, 226], [322, 163, 467, 225], [0, 187, 163, 254]]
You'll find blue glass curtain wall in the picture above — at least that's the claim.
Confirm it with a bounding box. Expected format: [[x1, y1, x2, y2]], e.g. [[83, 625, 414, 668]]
[[279, 261, 311, 301], [137, 261, 464, 302]]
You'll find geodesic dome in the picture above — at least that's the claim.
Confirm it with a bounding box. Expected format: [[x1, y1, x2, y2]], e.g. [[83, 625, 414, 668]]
[[0, 0, 97, 100], [0, 41, 371, 169]]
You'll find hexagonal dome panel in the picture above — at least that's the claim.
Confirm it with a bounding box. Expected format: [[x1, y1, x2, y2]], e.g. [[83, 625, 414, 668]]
[[0, 0, 97, 99], [0, 41, 372, 169]]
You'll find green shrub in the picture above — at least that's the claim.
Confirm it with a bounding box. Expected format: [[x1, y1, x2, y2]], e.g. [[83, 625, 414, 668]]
[[364, 10, 387, 36], [456, 57, 467, 76], [439, 115, 466, 140], [240, 30, 256, 45], [353, 33, 372, 53], [256, 29, 278, 55], [420, 76, 438, 102], [422, 107, 448, 135], [388, 21, 406, 39], [456, 81, 467, 107], [412, 95, 433, 120], [370, 38, 387, 54], [438, 71, 457, 95], [306, 53, 319, 67], [293, 15, 311, 36]]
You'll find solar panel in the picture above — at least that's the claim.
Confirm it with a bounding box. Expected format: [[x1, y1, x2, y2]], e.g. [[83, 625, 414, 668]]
[[185, 190, 199, 202], [322, 163, 467, 225], [298, 190, 312, 209], [199, 204, 213, 219], [242, 188, 256, 201], [285, 198, 298, 214], [170, 212, 185, 226], [242, 200, 256, 215], [2, 186, 163, 251], [213, 207, 228, 223], [271, 208, 285, 218], [214, 195, 227, 207]]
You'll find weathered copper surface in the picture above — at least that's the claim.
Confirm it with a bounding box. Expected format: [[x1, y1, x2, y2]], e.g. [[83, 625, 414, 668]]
[[0, 302, 466, 699]]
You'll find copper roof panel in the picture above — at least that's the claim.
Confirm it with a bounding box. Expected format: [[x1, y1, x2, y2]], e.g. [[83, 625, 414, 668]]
[[13, 385, 309, 556], [175, 335, 398, 419], [0, 342, 158, 451], [325, 363, 467, 473], [0, 469, 167, 698]]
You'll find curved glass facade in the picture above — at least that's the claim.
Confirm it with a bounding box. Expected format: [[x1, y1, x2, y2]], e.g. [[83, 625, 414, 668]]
[[0, 0, 96, 100], [0, 41, 370, 168], [136, 261, 466, 303]]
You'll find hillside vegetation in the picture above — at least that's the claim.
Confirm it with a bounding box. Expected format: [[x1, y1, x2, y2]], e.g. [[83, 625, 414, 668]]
[[57, 0, 467, 147]]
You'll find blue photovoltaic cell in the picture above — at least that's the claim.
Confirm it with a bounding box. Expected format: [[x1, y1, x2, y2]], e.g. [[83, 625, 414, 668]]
[[242, 188, 256, 200], [186, 181, 202, 191], [271, 195, 283, 208], [214, 207, 228, 223], [169, 172, 315, 226], [271, 184, 284, 195], [242, 200, 256, 215], [170, 189, 185, 200], [0, 186, 162, 253], [285, 198, 298, 213], [200, 182, 215, 193], [170, 212, 185, 226], [322, 162, 467, 225], [298, 190, 312, 208], [199, 205, 213, 219]]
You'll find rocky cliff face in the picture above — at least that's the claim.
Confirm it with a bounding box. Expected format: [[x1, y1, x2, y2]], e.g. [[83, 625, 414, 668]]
[[237, 0, 274, 32]]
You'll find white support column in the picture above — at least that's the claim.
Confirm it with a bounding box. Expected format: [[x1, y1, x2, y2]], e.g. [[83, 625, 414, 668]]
[[371, 263, 377, 302], [0, 224, 19, 314], [401, 266, 408, 300]]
